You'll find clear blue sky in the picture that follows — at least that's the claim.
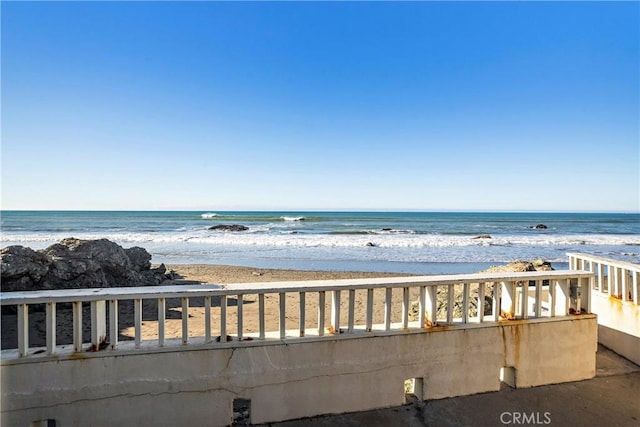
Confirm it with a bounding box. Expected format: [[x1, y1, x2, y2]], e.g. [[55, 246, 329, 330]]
[[2, 1, 638, 212]]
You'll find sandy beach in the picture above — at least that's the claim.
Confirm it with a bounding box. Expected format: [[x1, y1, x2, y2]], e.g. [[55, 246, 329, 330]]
[[165, 263, 408, 285], [1, 264, 416, 350]]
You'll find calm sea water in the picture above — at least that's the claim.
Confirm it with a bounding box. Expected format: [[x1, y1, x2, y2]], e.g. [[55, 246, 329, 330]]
[[1, 211, 638, 274]]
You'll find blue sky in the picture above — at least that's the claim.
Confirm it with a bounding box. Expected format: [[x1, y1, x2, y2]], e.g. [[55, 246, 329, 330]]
[[2, 1, 638, 212]]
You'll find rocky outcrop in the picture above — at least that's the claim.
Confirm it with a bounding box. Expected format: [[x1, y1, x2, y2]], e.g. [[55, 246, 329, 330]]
[[481, 259, 553, 273], [1, 238, 168, 292], [472, 234, 492, 239], [531, 224, 548, 229], [209, 224, 249, 232]]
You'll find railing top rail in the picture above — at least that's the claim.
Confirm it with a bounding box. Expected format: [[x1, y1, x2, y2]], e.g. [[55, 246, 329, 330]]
[[221, 270, 592, 292], [567, 252, 640, 271], [0, 270, 593, 306]]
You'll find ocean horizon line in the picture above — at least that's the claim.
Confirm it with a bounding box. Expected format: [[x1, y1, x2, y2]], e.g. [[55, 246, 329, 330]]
[[2, 209, 639, 214]]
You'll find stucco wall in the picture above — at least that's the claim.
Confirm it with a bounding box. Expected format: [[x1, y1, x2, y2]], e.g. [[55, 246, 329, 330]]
[[591, 293, 640, 365], [1, 316, 596, 426]]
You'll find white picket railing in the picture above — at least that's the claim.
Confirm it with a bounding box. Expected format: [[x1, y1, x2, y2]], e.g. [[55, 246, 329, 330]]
[[568, 252, 639, 306], [0, 270, 593, 360], [567, 252, 640, 365]]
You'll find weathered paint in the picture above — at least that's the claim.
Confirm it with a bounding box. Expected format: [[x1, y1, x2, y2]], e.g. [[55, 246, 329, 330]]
[[592, 294, 640, 365], [1, 316, 596, 427]]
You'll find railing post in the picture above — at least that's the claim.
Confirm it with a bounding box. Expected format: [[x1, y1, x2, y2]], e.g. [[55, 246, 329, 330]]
[[572, 279, 582, 313], [299, 292, 306, 337], [109, 299, 118, 349], [477, 283, 485, 323], [258, 294, 265, 340], [366, 288, 374, 332], [419, 286, 426, 327], [220, 295, 227, 342], [46, 302, 56, 355], [279, 292, 286, 339], [608, 265, 614, 296], [158, 298, 165, 347], [204, 296, 210, 344], [500, 281, 516, 320], [521, 282, 530, 319], [555, 279, 570, 316], [534, 280, 542, 318], [73, 301, 83, 352], [446, 284, 454, 324], [426, 286, 437, 325], [581, 277, 591, 313], [91, 300, 106, 349], [331, 290, 341, 334], [181, 297, 189, 344], [17, 304, 29, 357], [461, 283, 470, 323], [318, 291, 325, 336], [549, 278, 556, 317], [402, 287, 410, 328], [384, 288, 392, 330], [597, 263, 604, 294], [621, 269, 629, 302], [612, 266, 618, 297], [237, 294, 244, 340], [493, 282, 502, 322], [633, 271, 639, 305], [134, 299, 142, 349], [347, 289, 355, 333]]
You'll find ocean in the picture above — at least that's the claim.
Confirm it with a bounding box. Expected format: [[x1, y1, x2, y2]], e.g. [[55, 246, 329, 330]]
[[1, 211, 638, 274]]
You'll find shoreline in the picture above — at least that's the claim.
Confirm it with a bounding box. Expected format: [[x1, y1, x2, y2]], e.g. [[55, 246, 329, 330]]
[[160, 260, 571, 279], [161, 263, 414, 285]]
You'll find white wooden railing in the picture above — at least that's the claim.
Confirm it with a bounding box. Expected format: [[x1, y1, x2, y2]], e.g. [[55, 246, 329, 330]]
[[0, 270, 593, 360], [567, 252, 640, 365], [568, 252, 639, 306]]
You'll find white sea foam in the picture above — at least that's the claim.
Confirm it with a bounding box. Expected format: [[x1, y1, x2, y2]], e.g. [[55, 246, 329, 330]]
[[3, 231, 639, 267], [4, 232, 638, 249], [281, 216, 305, 221], [3, 211, 637, 272]]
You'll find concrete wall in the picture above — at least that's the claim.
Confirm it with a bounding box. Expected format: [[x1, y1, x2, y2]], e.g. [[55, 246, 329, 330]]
[[591, 294, 640, 365], [1, 316, 596, 427]]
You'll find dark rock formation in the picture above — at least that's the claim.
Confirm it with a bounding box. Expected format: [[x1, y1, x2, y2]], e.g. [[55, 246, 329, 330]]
[[472, 234, 492, 239], [1, 238, 168, 292], [124, 246, 152, 271], [531, 258, 554, 271], [209, 224, 249, 232], [365, 242, 377, 247], [531, 224, 548, 229]]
